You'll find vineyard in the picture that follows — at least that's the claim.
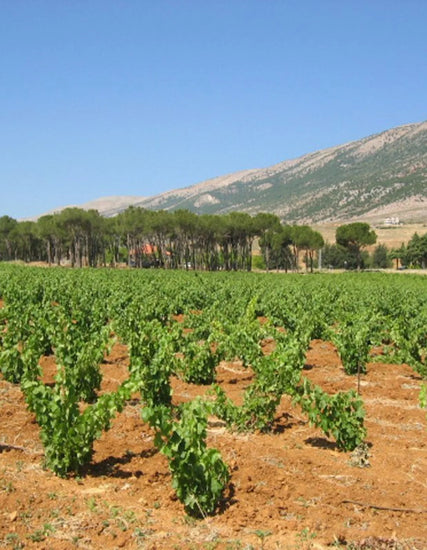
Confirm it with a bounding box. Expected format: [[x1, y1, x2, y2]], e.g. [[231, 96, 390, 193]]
[[0, 265, 426, 549]]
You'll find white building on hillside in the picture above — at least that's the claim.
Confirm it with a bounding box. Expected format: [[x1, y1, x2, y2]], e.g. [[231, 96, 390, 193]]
[[384, 217, 400, 225]]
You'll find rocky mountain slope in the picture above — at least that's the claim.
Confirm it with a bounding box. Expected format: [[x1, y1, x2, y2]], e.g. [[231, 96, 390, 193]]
[[131, 121, 426, 223], [27, 196, 146, 221], [33, 121, 427, 224]]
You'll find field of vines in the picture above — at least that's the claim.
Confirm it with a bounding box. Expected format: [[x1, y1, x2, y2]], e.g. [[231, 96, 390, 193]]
[[0, 265, 426, 549]]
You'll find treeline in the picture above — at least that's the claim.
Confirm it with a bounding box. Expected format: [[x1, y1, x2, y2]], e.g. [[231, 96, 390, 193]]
[[321, 231, 427, 270], [1, 207, 425, 270], [0, 208, 324, 271], [388, 232, 427, 269]]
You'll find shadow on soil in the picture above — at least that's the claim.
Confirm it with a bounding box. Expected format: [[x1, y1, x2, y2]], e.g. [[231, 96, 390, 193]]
[[218, 481, 237, 514], [272, 412, 306, 434], [304, 436, 339, 451], [83, 447, 158, 479]]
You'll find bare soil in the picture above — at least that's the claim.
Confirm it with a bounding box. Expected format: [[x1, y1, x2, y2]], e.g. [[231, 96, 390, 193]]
[[1, 338, 426, 549]]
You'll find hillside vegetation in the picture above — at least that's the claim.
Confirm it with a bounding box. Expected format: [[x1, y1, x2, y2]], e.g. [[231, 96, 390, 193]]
[[130, 121, 427, 223], [22, 121, 427, 225]]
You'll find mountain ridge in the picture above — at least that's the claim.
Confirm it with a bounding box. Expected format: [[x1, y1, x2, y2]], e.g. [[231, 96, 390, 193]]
[[29, 121, 427, 224], [129, 120, 427, 223]]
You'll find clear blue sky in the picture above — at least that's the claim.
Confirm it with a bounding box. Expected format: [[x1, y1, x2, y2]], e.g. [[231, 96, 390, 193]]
[[1, 0, 426, 219]]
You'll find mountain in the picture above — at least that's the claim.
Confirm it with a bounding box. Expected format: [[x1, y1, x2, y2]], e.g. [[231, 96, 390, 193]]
[[25, 196, 146, 221], [31, 121, 427, 224], [130, 121, 426, 223]]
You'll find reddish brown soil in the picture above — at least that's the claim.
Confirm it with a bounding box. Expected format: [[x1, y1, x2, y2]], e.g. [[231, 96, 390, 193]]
[[1, 339, 426, 549]]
